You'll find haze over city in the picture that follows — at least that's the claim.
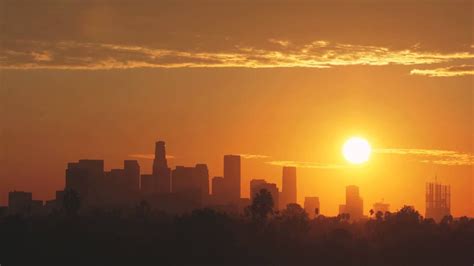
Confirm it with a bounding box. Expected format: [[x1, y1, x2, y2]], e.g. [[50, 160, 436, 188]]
[[1, 0, 473, 217], [1, 1, 473, 265]]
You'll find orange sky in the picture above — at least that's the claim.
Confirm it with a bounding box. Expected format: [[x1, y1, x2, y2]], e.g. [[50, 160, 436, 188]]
[[0, 0, 472, 216]]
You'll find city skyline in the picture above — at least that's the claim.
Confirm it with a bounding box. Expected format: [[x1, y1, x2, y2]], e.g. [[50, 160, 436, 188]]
[[1, 0, 473, 218], [1, 140, 461, 220], [1, 1, 473, 264]]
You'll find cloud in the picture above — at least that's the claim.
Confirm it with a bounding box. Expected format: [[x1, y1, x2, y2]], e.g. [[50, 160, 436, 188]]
[[374, 148, 474, 166], [410, 65, 474, 77], [268, 39, 291, 47], [128, 154, 175, 160], [1, 40, 472, 73], [239, 154, 269, 159], [266, 161, 350, 169]]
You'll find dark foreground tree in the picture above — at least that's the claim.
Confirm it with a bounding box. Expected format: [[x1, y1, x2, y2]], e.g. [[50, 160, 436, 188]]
[[278, 203, 309, 240], [246, 188, 274, 221]]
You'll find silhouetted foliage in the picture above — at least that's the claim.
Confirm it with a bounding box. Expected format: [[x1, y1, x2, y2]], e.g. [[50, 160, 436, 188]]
[[246, 188, 274, 221], [276, 203, 309, 241], [0, 205, 473, 265]]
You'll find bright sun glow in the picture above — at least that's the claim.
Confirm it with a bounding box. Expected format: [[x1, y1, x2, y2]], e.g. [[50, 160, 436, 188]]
[[342, 137, 372, 164]]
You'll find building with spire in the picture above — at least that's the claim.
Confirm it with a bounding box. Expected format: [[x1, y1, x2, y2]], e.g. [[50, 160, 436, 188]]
[[152, 141, 171, 194]]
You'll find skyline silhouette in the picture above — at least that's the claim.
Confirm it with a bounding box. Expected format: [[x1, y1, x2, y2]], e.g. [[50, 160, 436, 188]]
[[1, 139, 472, 265], [1, 140, 459, 223], [1, 1, 473, 264]]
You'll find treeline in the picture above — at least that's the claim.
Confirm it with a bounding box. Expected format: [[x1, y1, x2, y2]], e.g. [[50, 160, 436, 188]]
[[0, 190, 473, 265]]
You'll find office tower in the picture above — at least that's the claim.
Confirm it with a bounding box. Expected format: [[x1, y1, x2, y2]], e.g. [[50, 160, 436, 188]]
[[104, 168, 127, 206], [53, 190, 65, 210], [250, 179, 279, 210], [8, 191, 33, 215], [304, 197, 320, 219], [124, 160, 140, 192], [281, 166, 297, 209], [373, 202, 390, 214], [426, 181, 451, 222], [153, 141, 168, 173], [212, 176, 225, 204], [339, 185, 364, 221], [31, 200, 43, 214], [224, 155, 241, 203], [140, 174, 155, 195], [172, 166, 197, 193], [65, 159, 105, 206], [172, 164, 209, 197], [153, 141, 171, 194], [194, 164, 210, 197]]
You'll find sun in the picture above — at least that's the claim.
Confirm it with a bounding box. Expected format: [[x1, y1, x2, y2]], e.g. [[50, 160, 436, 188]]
[[342, 137, 372, 164]]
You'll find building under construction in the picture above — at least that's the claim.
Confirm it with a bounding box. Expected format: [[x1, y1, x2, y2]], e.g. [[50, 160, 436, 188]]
[[425, 181, 451, 222]]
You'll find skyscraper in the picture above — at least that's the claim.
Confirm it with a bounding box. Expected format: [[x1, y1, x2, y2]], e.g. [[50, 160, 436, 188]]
[[304, 196, 320, 219], [152, 141, 171, 194], [339, 185, 364, 221], [171, 164, 209, 197], [281, 166, 297, 209], [373, 201, 390, 215], [8, 191, 33, 215], [224, 155, 241, 204], [124, 160, 140, 193], [65, 159, 105, 206], [212, 176, 226, 204], [194, 164, 210, 197], [426, 181, 451, 222], [153, 141, 168, 174]]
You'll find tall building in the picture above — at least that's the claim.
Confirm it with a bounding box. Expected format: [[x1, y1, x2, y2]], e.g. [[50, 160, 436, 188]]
[[172, 164, 209, 198], [212, 176, 226, 204], [65, 159, 105, 206], [224, 155, 241, 204], [281, 166, 297, 209], [151, 141, 171, 194], [373, 202, 390, 215], [8, 191, 33, 215], [250, 179, 279, 210], [153, 141, 167, 172], [304, 197, 320, 219], [105, 169, 126, 195], [194, 164, 210, 197], [172, 166, 195, 193], [124, 160, 140, 193], [339, 185, 364, 221], [140, 174, 155, 195], [426, 181, 451, 222]]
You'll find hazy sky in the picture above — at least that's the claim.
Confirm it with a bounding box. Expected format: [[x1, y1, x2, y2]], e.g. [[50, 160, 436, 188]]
[[1, 0, 472, 216]]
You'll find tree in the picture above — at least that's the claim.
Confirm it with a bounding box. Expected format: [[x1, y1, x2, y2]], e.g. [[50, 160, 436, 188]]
[[393, 206, 421, 224], [441, 215, 453, 225], [62, 189, 81, 216], [281, 204, 308, 221], [337, 213, 350, 222], [375, 211, 384, 221], [279, 203, 309, 238], [247, 188, 274, 221]]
